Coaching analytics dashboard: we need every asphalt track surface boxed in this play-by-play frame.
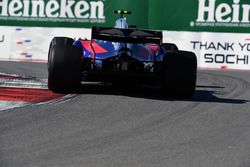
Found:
[0,61,250,167]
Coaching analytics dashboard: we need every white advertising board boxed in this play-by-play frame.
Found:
[1,26,250,70]
[0,26,91,62]
[0,27,11,60]
[164,31,250,70]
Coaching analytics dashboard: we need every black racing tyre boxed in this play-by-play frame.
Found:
[48,43,82,93]
[162,50,197,98]
[161,43,178,52]
[48,37,75,66]
[49,37,74,48]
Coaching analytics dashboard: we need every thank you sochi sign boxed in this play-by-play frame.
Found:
[164,31,250,70]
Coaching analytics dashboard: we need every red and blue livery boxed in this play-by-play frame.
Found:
[48,10,197,98]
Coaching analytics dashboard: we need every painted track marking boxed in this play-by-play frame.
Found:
[0,73,67,111]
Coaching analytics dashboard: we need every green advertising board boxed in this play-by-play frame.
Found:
[148,0,250,33]
[0,0,148,28]
[0,0,250,33]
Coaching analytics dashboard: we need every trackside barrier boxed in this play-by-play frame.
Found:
[0,26,249,70]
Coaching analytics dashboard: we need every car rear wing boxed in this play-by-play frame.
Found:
[91,27,162,45]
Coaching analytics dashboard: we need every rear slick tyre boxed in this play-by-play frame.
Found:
[48,44,82,93]
[162,51,197,98]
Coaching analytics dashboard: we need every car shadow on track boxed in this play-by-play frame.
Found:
[78,83,248,104]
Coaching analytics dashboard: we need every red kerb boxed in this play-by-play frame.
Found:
[0,88,64,102]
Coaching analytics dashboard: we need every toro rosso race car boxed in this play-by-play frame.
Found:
[48,10,197,97]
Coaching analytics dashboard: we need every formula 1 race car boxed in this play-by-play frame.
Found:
[48,10,197,98]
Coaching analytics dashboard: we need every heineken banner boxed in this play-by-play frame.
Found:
[149,0,250,33]
[0,0,148,28]
[1,0,250,33]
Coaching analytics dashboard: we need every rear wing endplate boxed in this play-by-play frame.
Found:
[91,27,162,44]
